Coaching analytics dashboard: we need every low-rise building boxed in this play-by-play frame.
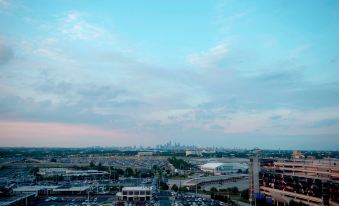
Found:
[118,186,151,202]
[37,168,107,178]
[200,162,248,175]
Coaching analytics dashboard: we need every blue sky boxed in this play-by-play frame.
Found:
[0,0,338,149]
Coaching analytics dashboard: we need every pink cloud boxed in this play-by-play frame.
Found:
[0,121,134,147]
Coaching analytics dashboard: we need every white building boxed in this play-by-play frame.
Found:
[200,162,248,175]
[119,186,151,202]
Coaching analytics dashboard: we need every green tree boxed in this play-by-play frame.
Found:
[167,157,191,170]
[30,167,39,175]
[210,187,218,193]
[160,182,169,190]
[230,186,239,194]
[171,184,179,192]
[241,189,249,200]
[179,187,189,192]
[124,167,134,177]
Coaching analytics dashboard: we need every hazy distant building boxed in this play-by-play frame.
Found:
[185,150,202,156]
[137,151,153,156]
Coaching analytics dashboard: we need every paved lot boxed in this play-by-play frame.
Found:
[30,195,115,206]
[159,191,171,206]
[202,179,249,191]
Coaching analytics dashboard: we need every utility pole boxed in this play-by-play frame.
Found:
[87,190,89,203]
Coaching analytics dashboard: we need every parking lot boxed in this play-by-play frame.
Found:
[30,195,116,206]
[173,193,224,206]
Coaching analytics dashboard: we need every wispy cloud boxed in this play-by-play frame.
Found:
[59,11,111,41]
[187,43,229,68]
[0,1,338,148]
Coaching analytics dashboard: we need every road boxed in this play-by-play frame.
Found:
[159,191,171,206]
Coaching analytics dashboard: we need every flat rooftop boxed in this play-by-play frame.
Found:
[122,186,151,191]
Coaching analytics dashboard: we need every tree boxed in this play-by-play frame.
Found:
[30,167,39,175]
[210,187,218,193]
[124,167,134,177]
[171,184,179,192]
[167,157,191,170]
[90,161,95,168]
[230,186,239,194]
[241,189,249,200]
[97,162,105,170]
[160,182,169,190]
[179,186,189,192]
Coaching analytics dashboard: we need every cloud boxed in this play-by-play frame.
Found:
[0,38,13,65]
[0,2,338,148]
[0,0,10,9]
[0,121,134,147]
[187,43,229,68]
[309,118,339,128]
[35,80,73,95]
[59,11,109,41]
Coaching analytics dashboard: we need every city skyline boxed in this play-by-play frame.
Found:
[0,0,339,149]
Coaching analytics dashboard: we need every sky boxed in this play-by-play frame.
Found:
[0,0,338,149]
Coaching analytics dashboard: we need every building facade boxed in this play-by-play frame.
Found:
[249,157,339,206]
[119,187,151,202]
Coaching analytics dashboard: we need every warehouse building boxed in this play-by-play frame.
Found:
[200,162,248,175]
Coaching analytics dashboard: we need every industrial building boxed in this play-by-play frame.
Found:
[13,185,91,195]
[118,186,151,202]
[249,156,339,206]
[200,162,248,175]
[37,168,108,179]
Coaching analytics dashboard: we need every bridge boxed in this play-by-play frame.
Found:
[182,174,248,187]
